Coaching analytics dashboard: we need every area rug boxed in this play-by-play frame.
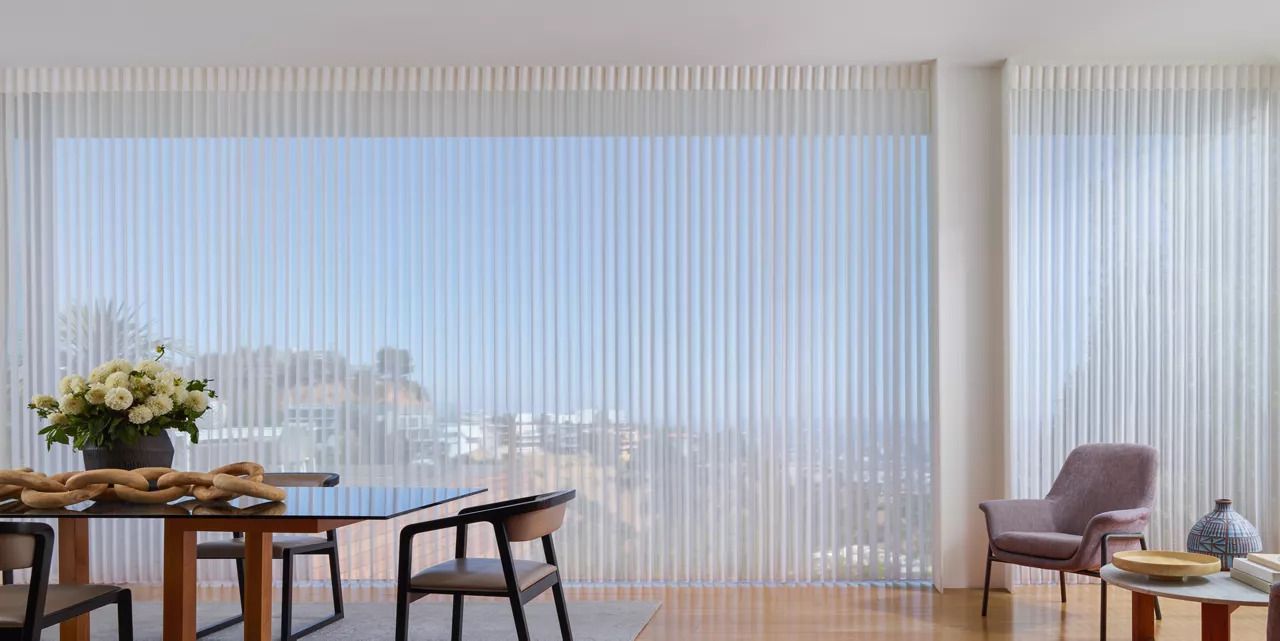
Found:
[57,600,660,641]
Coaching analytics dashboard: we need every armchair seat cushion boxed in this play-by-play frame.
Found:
[0,584,121,627]
[993,531,1082,560]
[197,535,332,559]
[410,558,557,593]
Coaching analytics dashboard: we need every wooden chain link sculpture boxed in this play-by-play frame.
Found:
[0,461,285,508]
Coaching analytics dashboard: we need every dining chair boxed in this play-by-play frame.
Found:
[195,472,343,641]
[396,489,576,641]
[979,443,1160,641]
[0,521,133,641]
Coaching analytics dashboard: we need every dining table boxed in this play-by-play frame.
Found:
[0,485,486,641]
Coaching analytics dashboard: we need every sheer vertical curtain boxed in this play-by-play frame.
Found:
[1,65,934,585]
[1006,64,1280,581]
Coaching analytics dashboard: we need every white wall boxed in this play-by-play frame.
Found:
[933,62,1007,590]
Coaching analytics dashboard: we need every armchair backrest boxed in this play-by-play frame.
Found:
[1046,443,1158,534]
[262,472,340,487]
[0,522,54,637]
[460,490,576,542]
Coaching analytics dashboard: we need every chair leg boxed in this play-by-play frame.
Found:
[450,595,464,641]
[1059,571,1067,603]
[981,553,993,617]
[507,593,531,641]
[552,581,574,641]
[1099,579,1107,641]
[329,547,345,620]
[236,558,245,607]
[394,589,411,641]
[281,552,294,641]
[118,589,134,641]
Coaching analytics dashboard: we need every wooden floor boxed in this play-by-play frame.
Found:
[127,583,1270,640]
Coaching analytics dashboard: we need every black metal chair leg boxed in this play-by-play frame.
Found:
[451,594,464,641]
[552,581,574,641]
[118,589,134,641]
[508,593,531,641]
[281,553,294,641]
[329,547,344,620]
[394,589,410,641]
[1059,571,1067,603]
[1099,579,1107,641]
[981,553,993,616]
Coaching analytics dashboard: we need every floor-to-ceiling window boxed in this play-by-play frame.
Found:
[1007,64,1280,580]
[1,65,934,584]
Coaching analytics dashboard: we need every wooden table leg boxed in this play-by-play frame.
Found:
[1132,592,1156,641]
[242,530,273,641]
[163,520,197,641]
[1201,603,1238,641]
[58,518,91,641]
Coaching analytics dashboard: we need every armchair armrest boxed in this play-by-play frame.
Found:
[1077,507,1152,566]
[397,502,540,585]
[978,498,1057,540]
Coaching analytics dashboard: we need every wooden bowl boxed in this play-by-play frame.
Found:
[1112,550,1221,581]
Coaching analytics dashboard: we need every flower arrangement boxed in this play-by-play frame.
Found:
[28,345,216,450]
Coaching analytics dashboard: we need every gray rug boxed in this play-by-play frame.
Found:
[55,600,660,641]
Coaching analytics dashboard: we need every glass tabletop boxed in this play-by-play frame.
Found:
[0,486,486,520]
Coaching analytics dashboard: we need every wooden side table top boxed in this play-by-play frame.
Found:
[1102,564,1270,607]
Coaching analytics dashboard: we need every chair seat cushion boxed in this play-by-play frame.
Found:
[993,531,1082,560]
[197,535,332,559]
[410,558,557,593]
[0,584,121,627]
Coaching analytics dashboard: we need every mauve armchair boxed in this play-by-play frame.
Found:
[979,443,1159,640]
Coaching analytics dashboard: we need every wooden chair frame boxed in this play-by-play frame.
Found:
[0,522,133,641]
[396,490,576,641]
[196,472,344,641]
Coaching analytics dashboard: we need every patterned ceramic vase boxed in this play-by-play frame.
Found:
[1186,499,1262,570]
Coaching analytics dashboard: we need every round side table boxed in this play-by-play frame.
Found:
[1101,564,1269,641]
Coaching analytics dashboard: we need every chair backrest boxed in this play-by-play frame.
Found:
[261,472,340,488]
[0,534,36,571]
[1046,443,1159,534]
[460,490,576,542]
[0,522,54,635]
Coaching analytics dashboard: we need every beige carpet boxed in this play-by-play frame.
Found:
[56,600,660,641]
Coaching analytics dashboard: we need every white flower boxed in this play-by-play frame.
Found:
[48,412,67,426]
[108,358,134,374]
[85,383,109,405]
[184,390,209,414]
[58,375,86,395]
[135,360,164,376]
[88,365,110,384]
[153,381,176,397]
[105,371,130,388]
[59,393,87,416]
[127,405,154,425]
[146,394,174,416]
[156,371,179,386]
[104,387,134,411]
[31,394,58,410]
[171,387,189,406]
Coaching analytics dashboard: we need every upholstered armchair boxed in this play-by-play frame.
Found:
[979,443,1159,640]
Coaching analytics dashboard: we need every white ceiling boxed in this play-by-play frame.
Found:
[1,0,1278,67]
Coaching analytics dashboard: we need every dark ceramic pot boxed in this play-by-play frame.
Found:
[81,432,175,470]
